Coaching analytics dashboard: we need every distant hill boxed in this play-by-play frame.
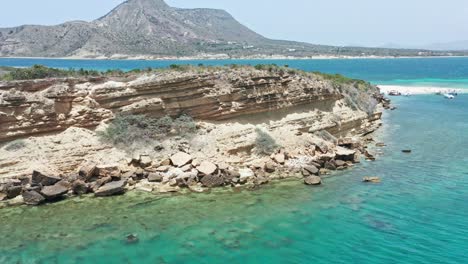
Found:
[0,0,466,58]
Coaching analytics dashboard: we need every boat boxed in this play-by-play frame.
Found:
[444,93,455,99]
[388,90,402,96]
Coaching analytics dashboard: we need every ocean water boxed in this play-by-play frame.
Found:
[1,57,468,88]
[1,58,468,263]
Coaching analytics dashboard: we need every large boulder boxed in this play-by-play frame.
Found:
[6,185,22,199]
[139,155,153,167]
[40,181,69,200]
[335,147,356,161]
[264,161,276,173]
[95,180,127,197]
[170,152,192,167]
[273,153,285,164]
[71,180,89,195]
[303,165,319,175]
[32,170,61,186]
[239,168,255,183]
[22,191,46,205]
[78,163,97,180]
[197,161,217,176]
[148,173,163,182]
[200,174,225,188]
[304,176,322,185]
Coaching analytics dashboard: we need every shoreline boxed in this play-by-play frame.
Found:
[378,85,468,95]
[1,55,468,62]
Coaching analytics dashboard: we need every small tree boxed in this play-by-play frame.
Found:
[254,128,280,155]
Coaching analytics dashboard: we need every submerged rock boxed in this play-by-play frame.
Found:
[126,234,139,244]
[363,177,381,183]
[304,176,322,185]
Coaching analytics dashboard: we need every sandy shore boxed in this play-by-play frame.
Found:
[378,85,468,95]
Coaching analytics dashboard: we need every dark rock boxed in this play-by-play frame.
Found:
[402,150,412,153]
[32,170,61,186]
[324,161,337,171]
[200,174,225,188]
[126,234,139,244]
[304,176,322,185]
[148,173,163,182]
[78,163,97,181]
[95,180,127,197]
[71,180,89,195]
[303,165,319,175]
[6,185,23,199]
[23,191,45,205]
[40,182,69,200]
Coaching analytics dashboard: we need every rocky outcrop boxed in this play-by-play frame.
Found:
[0,66,389,207]
[0,67,380,143]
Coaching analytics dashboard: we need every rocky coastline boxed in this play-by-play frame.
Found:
[0,65,389,207]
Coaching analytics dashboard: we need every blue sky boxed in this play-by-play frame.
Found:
[0,0,467,47]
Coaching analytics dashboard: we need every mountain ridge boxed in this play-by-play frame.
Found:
[0,0,465,58]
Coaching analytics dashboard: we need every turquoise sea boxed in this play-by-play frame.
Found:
[1,58,468,263]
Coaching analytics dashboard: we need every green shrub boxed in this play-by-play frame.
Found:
[4,140,26,151]
[254,128,280,155]
[99,114,197,147]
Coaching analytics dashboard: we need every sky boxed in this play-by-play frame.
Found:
[0,0,467,48]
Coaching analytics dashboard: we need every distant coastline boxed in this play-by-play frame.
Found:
[1,54,467,61]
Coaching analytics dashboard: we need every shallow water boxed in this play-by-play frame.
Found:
[1,95,468,263]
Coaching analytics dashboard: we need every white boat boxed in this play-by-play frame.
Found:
[443,93,455,99]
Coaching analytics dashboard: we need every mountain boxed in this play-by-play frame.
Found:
[0,0,465,58]
[380,41,468,51]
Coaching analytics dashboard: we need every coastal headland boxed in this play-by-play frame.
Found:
[0,65,388,207]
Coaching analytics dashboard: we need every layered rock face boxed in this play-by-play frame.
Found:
[0,67,385,205]
[0,67,379,143]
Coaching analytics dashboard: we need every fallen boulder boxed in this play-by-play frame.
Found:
[303,165,319,175]
[148,173,163,182]
[22,191,46,205]
[95,180,127,197]
[40,182,69,200]
[197,161,218,176]
[78,163,97,180]
[71,180,89,195]
[273,153,285,164]
[170,152,192,167]
[32,170,61,186]
[201,174,225,188]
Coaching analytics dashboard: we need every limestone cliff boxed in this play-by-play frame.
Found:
[0,66,383,182]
